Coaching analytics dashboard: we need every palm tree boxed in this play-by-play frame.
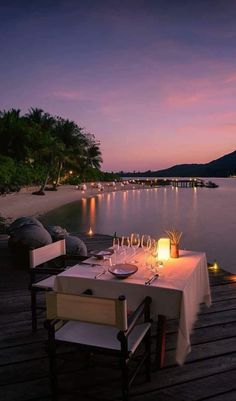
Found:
[76,135,103,181]
[26,107,55,130]
[0,107,103,189]
[86,140,103,169]
[0,109,32,161]
[26,108,58,194]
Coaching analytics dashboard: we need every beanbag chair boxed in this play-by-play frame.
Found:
[9,224,52,249]
[65,235,87,256]
[46,225,69,241]
[7,216,44,235]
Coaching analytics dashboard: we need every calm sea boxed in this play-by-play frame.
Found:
[40,178,236,274]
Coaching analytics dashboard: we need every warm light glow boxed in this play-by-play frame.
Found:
[69,170,73,175]
[89,197,96,228]
[88,227,93,236]
[211,260,219,271]
[157,238,170,261]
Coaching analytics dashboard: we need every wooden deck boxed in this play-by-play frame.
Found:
[1,234,236,401]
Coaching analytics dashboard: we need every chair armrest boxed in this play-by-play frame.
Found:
[122,296,152,338]
[64,254,88,262]
[44,319,66,333]
[32,266,65,275]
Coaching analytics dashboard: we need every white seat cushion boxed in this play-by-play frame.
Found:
[55,321,151,354]
[32,275,56,289]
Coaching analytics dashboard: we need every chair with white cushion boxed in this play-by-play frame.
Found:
[30,239,86,332]
[45,292,152,401]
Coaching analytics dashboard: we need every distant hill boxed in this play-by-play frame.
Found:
[121,150,236,177]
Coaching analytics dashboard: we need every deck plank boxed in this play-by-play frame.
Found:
[1,234,236,401]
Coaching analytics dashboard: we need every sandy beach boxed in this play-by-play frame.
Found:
[0,182,142,225]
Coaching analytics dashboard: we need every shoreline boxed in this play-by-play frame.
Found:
[1,182,236,275]
[0,182,143,226]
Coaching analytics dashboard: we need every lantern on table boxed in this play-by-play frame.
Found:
[157,238,170,261]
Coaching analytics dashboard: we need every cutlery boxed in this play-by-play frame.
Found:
[94,269,106,279]
[145,273,159,285]
[82,263,101,267]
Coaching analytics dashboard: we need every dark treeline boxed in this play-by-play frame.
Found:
[0,108,117,193]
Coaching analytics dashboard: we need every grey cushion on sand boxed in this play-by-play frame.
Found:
[8,217,43,235]
[9,224,52,249]
[46,225,69,241]
[65,235,87,256]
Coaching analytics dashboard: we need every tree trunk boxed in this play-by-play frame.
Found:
[32,170,50,195]
[53,161,63,188]
[40,170,50,192]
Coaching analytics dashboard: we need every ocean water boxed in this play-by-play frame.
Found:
[40,178,236,274]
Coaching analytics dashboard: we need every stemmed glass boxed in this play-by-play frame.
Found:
[121,236,130,247]
[150,238,158,257]
[141,234,151,267]
[113,237,120,265]
[121,236,131,263]
[130,233,140,259]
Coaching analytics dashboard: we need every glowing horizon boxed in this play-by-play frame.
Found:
[0,1,235,171]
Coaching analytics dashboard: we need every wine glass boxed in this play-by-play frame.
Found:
[113,237,120,264]
[121,236,130,263]
[141,234,151,267]
[155,260,164,276]
[130,233,140,258]
[150,238,158,257]
[121,235,130,248]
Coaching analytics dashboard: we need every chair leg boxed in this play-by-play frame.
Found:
[121,357,129,401]
[48,330,58,401]
[155,315,166,369]
[145,329,151,382]
[31,289,37,333]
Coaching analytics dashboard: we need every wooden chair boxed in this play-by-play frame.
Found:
[45,292,152,401]
[29,239,87,332]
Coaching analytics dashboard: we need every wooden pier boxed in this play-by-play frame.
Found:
[1,234,236,401]
[170,179,204,188]
[128,178,218,188]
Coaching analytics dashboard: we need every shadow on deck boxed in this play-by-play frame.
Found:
[1,234,236,401]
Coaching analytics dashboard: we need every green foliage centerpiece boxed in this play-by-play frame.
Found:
[165,228,182,258]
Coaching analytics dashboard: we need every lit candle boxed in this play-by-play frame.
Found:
[88,227,93,236]
[157,238,170,261]
[212,260,219,270]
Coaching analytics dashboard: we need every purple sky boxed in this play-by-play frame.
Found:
[1,0,236,171]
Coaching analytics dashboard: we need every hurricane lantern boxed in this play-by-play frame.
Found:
[157,238,170,261]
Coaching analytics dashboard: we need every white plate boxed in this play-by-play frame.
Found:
[108,264,138,279]
[90,249,114,259]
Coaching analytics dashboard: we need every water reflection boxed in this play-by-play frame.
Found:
[40,178,236,273]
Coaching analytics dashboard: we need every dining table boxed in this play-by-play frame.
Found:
[53,248,211,367]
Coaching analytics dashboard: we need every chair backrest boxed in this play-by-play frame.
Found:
[29,239,66,268]
[46,292,128,331]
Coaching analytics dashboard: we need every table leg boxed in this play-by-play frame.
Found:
[154,314,166,369]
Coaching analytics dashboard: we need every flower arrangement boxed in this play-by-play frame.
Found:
[165,228,182,245]
[165,228,182,258]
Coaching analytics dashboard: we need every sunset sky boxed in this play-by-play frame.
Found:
[0,0,236,171]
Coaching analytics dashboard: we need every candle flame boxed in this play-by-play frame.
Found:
[88,227,93,236]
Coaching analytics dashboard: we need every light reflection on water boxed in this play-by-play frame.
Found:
[40,178,236,273]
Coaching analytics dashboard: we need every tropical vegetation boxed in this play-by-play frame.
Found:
[0,108,116,194]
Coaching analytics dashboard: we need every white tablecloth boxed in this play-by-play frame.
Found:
[54,249,211,365]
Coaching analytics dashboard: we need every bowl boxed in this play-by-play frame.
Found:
[108,264,138,279]
[90,249,114,260]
